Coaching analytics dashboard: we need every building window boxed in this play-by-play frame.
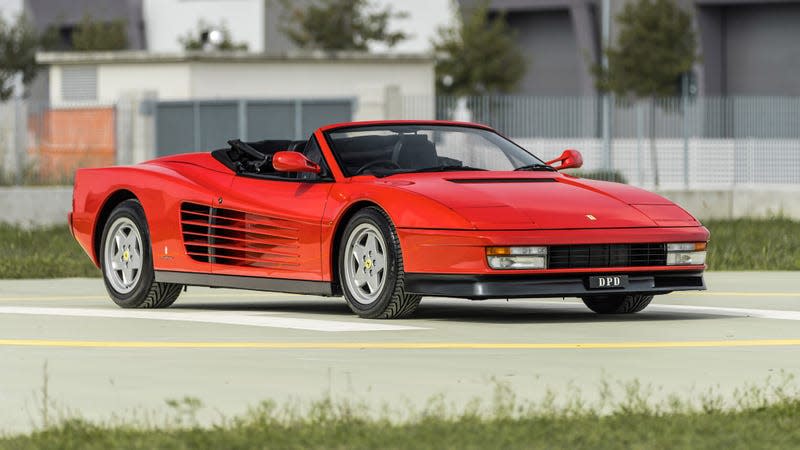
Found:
[61,65,98,102]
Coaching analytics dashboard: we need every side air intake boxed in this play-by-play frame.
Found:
[180,202,300,268]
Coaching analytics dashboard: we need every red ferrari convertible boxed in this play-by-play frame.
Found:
[70,120,708,318]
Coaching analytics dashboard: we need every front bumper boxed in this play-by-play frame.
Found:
[404,271,705,300]
[397,226,710,275]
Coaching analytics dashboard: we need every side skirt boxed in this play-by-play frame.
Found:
[154,271,334,296]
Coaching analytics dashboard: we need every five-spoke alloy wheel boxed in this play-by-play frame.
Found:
[343,223,388,305]
[338,207,421,319]
[100,199,183,308]
[103,217,144,294]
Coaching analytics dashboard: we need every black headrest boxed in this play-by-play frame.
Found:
[397,135,438,169]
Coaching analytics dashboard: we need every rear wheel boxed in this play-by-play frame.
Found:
[100,199,182,308]
[582,294,654,314]
[338,207,421,319]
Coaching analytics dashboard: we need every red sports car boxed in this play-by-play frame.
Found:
[70,120,709,318]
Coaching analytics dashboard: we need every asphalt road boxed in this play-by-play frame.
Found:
[2,272,800,433]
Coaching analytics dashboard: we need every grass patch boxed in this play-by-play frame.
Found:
[705,217,800,270]
[0,218,797,278]
[3,378,800,449]
[0,224,99,279]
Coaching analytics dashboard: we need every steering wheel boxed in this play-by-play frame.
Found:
[227,139,266,160]
[354,159,402,175]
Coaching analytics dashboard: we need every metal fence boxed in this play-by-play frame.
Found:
[0,98,353,185]
[1,96,799,188]
[154,99,353,157]
[403,95,800,189]
[0,101,133,185]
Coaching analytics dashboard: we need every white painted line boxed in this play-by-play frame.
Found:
[649,304,800,321]
[0,306,426,332]
[523,301,800,321]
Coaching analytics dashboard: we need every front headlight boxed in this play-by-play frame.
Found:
[666,242,707,265]
[486,246,547,269]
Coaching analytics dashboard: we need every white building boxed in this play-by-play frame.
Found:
[40,50,434,115]
[37,50,435,162]
[143,0,454,54]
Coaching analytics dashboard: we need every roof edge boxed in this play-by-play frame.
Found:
[36,50,435,65]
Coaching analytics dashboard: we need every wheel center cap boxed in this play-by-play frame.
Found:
[123,250,130,262]
[364,258,373,270]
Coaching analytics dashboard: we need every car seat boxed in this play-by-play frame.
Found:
[395,135,438,169]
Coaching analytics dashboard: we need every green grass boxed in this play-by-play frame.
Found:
[0,218,797,279]
[0,224,99,279]
[3,380,800,450]
[705,217,800,270]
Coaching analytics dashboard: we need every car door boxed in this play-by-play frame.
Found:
[211,137,333,281]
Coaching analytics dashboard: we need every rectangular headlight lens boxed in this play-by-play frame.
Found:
[667,242,707,252]
[487,246,547,269]
[666,242,707,265]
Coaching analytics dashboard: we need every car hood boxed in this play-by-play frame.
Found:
[382,172,697,230]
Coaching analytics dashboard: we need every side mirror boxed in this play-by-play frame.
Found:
[272,151,321,174]
[546,148,583,171]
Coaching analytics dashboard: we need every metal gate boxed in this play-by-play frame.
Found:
[155,99,353,156]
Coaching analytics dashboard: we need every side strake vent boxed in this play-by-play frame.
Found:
[180,202,300,268]
[447,178,556,184]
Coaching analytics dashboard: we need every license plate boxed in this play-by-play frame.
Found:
[588,275,629,289]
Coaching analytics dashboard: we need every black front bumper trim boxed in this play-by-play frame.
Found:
[403,271,705,300]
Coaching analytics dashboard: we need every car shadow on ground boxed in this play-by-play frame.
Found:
[172,297,726,324]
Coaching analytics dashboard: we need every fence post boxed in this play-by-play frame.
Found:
[14,97,27,185]
[238,100,248,141]
[602,94,612,171]
[682,74,690,189]
[294,100,303,140]
[636,100,644,186]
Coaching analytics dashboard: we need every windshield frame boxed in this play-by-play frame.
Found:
[321,123,546,178]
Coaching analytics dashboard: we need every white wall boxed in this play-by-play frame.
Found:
[143,0,264,52]
[0,0,22,21]
[99,64,191,102]
[141,0,453,54]
[370,0,456,53]
[48,56,435,120]
[188,60,434,120]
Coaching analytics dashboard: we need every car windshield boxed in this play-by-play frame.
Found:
[325,124,547,177]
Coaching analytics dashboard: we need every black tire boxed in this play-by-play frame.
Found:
[337,207,421,319]
[99,199,183,308]
[582,294,654,314]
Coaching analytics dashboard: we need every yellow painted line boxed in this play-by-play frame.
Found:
[2,339,800,350]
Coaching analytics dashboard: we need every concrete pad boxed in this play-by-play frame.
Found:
[1,272,799,433]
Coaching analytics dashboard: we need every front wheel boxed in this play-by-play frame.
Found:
[100,199,183,308]
[338,207,421,319]
[582,294,654,314]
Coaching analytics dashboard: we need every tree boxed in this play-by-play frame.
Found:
[281,0,407,51]
[432,0,525,96]
[593,0,697,186]
[179,21,248,51]
[72,14,128,51]
[0,13,39,100]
